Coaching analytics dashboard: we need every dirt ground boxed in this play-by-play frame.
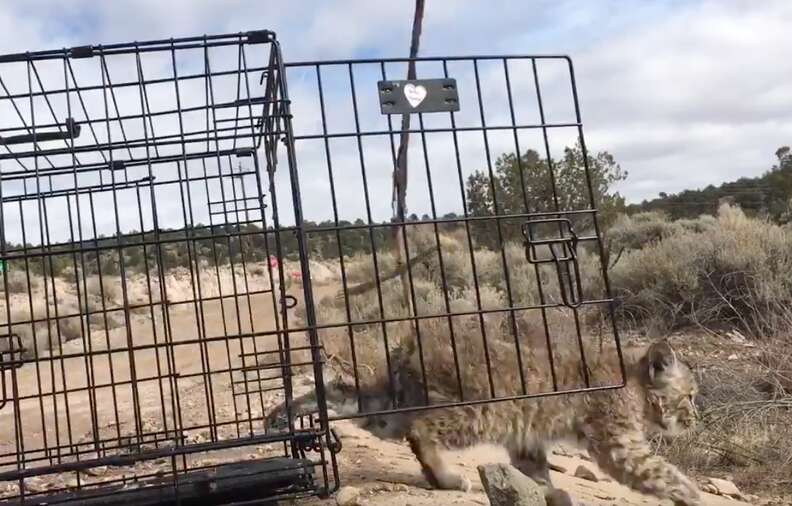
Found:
[278,366,766,506]
[294,417,760,506]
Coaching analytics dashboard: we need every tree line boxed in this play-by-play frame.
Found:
[3,140,632,279]
[630,146,792,222]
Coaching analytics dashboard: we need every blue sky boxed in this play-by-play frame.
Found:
[1,0,791,226]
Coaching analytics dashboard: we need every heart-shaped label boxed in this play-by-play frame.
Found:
[403,83,427,108]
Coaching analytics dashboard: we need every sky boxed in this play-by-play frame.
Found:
[1,0,791,241]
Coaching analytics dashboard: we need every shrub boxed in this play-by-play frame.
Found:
[1,300,89,358]
[661,338,792,495]
[58,312,83,342]
[606,211,679,254]
[610,205,792,336]
[3,271,40,294]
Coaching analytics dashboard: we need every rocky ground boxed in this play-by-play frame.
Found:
[295,416,776,506]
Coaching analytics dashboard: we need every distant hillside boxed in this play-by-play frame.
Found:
[628,146,792,222]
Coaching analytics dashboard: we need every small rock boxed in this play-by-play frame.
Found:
[0,482,19,496]
[336,485,362,506]
[552,447,574,458]
[370,482,394,492]
[573,465,598,482]
[546,489,575,506]
[85,465,109,476]
[702,477,743,499]
[477,463,547,506]
[24,478,44,493]
[548,462,567,473]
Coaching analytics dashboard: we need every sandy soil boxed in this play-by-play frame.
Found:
[299,418,755,506]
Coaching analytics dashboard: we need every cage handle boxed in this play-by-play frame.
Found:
[281,295,298,309]
[0,333,24,411]
[0,117,81,146]
[522,218,584,309]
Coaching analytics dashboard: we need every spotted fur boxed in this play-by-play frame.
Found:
[267,339,701,505]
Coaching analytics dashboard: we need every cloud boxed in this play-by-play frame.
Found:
[571,0,792,200]
[1,0,790,248]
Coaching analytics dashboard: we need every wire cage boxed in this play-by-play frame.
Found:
[0,31,336,504]
[0,29,625,505]
[281,55,625,423]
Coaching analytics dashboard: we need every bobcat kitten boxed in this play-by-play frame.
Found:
[267,339,701,506]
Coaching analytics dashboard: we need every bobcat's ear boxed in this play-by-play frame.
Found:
[646,339,678,384]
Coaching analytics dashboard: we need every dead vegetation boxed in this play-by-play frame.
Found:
[609,204,792,336]
[654,337,792,496]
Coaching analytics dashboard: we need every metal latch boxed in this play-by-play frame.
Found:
[522,218,583,308]
[0,117,81,145]
[0,333,24,410]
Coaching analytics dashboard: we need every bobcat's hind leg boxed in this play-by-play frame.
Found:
[508,443,552,485]
[407,416,472,492]
[509,443,575,506]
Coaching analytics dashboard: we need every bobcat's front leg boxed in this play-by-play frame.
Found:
[586,431,700,506]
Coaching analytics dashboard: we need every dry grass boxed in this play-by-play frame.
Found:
[2,271,40,294]
[305,223,610,399]
[659,338,792,495]
[611,205,792,336]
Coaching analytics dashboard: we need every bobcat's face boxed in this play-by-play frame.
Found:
[643,340,700,437]
[647,374,699,437]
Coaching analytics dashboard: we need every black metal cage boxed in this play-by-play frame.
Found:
[0,31,336,504]
[0,29,623,504]
[281,55,625,421]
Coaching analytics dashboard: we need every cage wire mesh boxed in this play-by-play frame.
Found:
[280,55,625,424]
[0,31,336,504]
[0,29,624,505]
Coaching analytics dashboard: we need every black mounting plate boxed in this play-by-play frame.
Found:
[377,78,459,114]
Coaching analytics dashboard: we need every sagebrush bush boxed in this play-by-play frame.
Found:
[3,301,82,358]
[309,219,611,386]
[86,276,120,305]
[606,211,679,253]
[611,205,792,336]
[58,313,83,342]
[3,271,39,294]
